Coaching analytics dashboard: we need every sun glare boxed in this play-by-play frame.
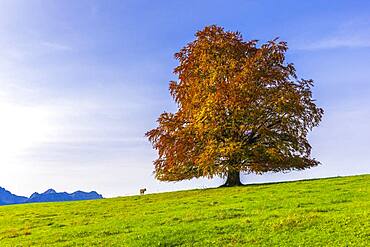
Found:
[0,102,53,160]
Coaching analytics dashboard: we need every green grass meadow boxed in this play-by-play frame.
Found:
[0,174,369,246]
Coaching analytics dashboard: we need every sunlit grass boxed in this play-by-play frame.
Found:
[0,174,369,246]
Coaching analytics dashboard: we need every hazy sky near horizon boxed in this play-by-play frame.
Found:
[1,0,369,197]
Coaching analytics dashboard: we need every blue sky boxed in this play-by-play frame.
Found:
[1,0,369,197]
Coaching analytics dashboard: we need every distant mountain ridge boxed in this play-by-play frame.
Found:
[0,187,28,205]
[0,187,103,205]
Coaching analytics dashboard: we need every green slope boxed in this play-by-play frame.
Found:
[0,175,369,246]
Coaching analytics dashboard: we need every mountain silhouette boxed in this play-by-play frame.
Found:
[0,187,28,205]
[0,187,103,205]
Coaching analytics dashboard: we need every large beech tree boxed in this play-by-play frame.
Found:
[146,25,323,186]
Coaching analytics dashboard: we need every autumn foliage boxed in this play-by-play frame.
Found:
[146,25,323,186]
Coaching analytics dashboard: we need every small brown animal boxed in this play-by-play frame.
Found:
[140,188,146,195]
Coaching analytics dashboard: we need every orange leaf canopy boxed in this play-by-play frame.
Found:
[146,25,323,182]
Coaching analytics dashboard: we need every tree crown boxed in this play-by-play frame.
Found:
[146,25,323,182]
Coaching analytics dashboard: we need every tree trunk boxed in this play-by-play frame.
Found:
[222,170,242,187]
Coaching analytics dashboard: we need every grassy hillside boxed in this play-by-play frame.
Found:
[0,175,369,246]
